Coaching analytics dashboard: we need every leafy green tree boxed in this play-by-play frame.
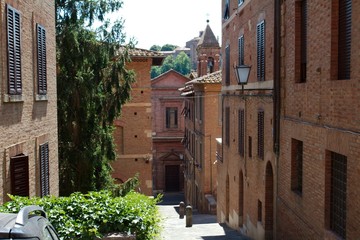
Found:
[174,51,191,75]
[160,55,175,73]
[150,45,161,51]
[161,44,178,51]
[56,0,135,195]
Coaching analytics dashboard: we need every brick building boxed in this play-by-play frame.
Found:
[151,70,189,194]
[180,22,221,213]
[181,71,222,213]
[218,0,277,239]
[112,48,164,196]
[277,0,360,239]
[0,1,58,202]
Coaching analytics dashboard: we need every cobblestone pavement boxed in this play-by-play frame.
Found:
[157,192,251,240]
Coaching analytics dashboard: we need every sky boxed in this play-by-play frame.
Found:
[111,0,222,50]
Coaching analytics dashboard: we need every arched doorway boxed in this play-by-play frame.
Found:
[226,174,230,222]
[239,170,244,227]
[265,162,274,239]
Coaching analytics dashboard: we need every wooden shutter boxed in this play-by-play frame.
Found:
[224,0,230,20]
[238,35,244,65]
[225,45,230,85]
[166,108,170,128]
[37,24,47,95]
[225,107,230,146]
[40,143,50,196]
[10,154,29,196]
[7,5,21,95]
[174,108,178,127]
[300,0,307,82]
[257,21,265,81]
[257,110,264,160]
[338,0,352,80]
[238,109,245,156]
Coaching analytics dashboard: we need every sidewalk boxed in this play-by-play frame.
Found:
[157,192,250,240]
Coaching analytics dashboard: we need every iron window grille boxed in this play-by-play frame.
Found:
[330,151,347,239]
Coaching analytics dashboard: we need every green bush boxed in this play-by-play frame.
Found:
[0,191,162,240]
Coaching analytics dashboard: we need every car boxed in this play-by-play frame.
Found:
[0,205,59,240]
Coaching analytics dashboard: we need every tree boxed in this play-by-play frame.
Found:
[150,45,161,51]
[150,51,191,78]
[161,44,178,51]
[174,52,191,75]
[56,0,135,195]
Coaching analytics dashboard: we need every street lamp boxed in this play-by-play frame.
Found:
[234,65,251,93]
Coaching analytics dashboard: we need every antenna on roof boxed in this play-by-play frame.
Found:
[206,13,210,24]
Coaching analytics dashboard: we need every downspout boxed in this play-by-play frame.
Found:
[274,0,281,239]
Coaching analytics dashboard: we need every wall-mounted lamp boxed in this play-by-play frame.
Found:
[234,64,251,93]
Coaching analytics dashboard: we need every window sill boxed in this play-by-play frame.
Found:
[3,94,24,103]
[35,94,48,101]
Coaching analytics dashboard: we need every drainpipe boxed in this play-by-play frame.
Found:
[274,0,281,239]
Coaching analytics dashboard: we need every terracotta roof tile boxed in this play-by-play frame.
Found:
[187,70,222,85]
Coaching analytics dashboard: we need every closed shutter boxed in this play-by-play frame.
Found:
[300,0,307,82]
[257,110,264,160]
[10,154,29,196]
[37,24,47,95]
[238,35,244,65]
[7,5,21,95]
[224,0,230,20]
[225,107,230,146]
[257,21,265,81]
[225,45,230,85]
[338,0,351,80]
[238,109,245,156]
[40,143,50,196]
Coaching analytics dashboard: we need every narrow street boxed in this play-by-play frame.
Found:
[158,193,251,240]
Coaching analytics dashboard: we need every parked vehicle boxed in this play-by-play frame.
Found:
[0,205,59,240]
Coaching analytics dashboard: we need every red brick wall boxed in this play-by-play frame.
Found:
[218,0,275,238]
[112,58,154,196]
[0,0,58,202]
[278,0,360,239]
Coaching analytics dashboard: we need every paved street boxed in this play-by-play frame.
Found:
[157,193,251,240]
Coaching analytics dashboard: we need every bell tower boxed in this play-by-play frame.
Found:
[196,20,221,77]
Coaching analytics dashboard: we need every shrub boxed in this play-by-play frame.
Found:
[0,191,162,240]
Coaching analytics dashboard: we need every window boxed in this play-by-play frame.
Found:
[7,4,22,95]
[238,109,245,156]
[326,151,347,239]
[225,45,230,85]
[238,35,244,66]
[248,136,252,158]
[40,143,50,197]
[225,107,230,146]
[337,0,352,80]
[291,139,303,194]
[258,200,262,222]
[166,107,178,128]
[295,0,307,83]
[256,21,265,81]
[198,142,203,168]
[224,0,230,20]
[238,0,244,6]
[37,24,47,95]
[257,110,264,160]
[10,154,29,196]
[207,57,214,73]
[197,95,203,122]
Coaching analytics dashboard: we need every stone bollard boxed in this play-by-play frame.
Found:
[185,205,192,227]
[179,201,185,219]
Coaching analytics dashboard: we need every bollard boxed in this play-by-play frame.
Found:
[179,201,185,219]
[185,205,192,227]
